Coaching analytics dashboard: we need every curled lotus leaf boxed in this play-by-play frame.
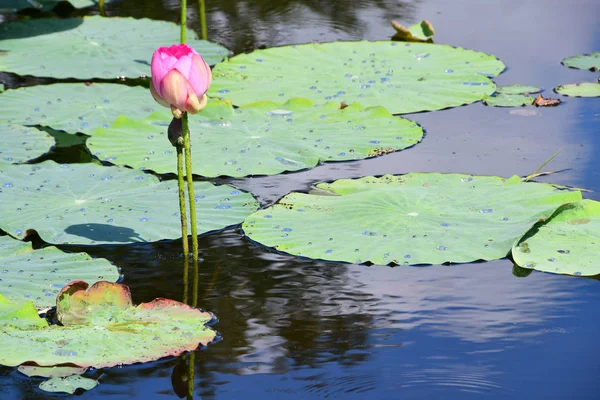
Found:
[0,281,216,368]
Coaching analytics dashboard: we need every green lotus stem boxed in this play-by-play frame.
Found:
[98,0,106,16]
[177,146,189,304]
[198,0,208,40]
[180,0,187,44]
[187,352,195,399]
[182,113,200,307]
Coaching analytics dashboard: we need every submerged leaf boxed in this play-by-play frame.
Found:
[242,173,581,265]
[210,41,505,114]
[512,200,600,276]
[0,281,216,368]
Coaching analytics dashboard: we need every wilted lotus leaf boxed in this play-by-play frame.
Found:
[555,82,600,98]
[0,17,228,79]
[0,84,158,135]
[210,41,505,114]
[0,281,216,368]
[87,99,424,178]
[0,236,119,310]
[512,200,600,276]
[0,124,54,166]
[243,173,581,265]
[561,52,600,71]
[391,20,435,42]
[0,161,259,245]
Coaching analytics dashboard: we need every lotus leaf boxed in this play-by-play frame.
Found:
[561,52,600,71]
[496,85,542,95]
[0,161,259,245]
[0,124,54,166]
[512,200,600,276]
[38,375,98,394]
[391,20,435,43]
[0,236,119,310]
[210,41,505,114]
[483,94,535,107]
[87,99,424,178]
[18,365,87,378]
[0,84,158,135]
[0,281,216,368]
[555,82,600,97]
[0,293,47,330]
[0,17,228,79]
[242,173,581,265]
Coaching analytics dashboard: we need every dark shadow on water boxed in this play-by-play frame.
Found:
[64,223,145,243]
[0,16,83,40]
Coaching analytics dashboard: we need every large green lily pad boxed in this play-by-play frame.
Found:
[555,82,600,97]
[0,281,216,368]
[0,17,228,79]
[0,161,259,245]
[512,200,600,276]
[87,99,424,178]
[0,84,158,135]
[210,41,505,114]
[242,174,581,265]
[561,52,600,71]
[0,124,55,166]
[0,235,119,310]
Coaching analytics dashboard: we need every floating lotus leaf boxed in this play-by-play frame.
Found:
[561,52,600,71]
[243,174,581,265]
[0,124,55,166]
[0,17,228,79]
[0,281,216,368]
[0,293,47,330]
[496,85,542,95]
[0,236,119,310]
[0,84,157,135]
[555,82,600,97]
[87,99,424,178]
[512,200,600,276]
[483,94,535,107]
[1,0,114,11]
[0,161,259,245]
[210,41,505,114]
[18,365,87,378]
[39,375,98,394]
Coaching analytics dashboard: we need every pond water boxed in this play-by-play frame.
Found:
[1,0,600,398]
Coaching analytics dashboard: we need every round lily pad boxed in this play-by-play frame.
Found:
[0,281,216,368]
[555,82,600,97]
[561,52,600,71]
[210,41,505,114]
[39,375,98,394]
[0,161,259,245]
[0,236,119,310]
[0,83,158,135]
[87,99,424,178]
[0,124,55,166]
[512,200,600,276]
[483,94,535,107]
[496,85,542,95]
[0,16,228,79]
[242,173,581,265]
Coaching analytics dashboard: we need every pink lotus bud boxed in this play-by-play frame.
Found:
[150,44,212,117]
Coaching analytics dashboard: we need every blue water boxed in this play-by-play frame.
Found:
[1,0,600,398]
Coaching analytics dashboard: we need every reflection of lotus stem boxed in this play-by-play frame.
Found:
[187,352,195,399]
[180,0,187,44]
[177,147,189,304]
[198,0,208,40]
[182,114,200,307]
[99,0,106,16]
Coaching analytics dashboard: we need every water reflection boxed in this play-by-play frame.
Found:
[73,229,595,398]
